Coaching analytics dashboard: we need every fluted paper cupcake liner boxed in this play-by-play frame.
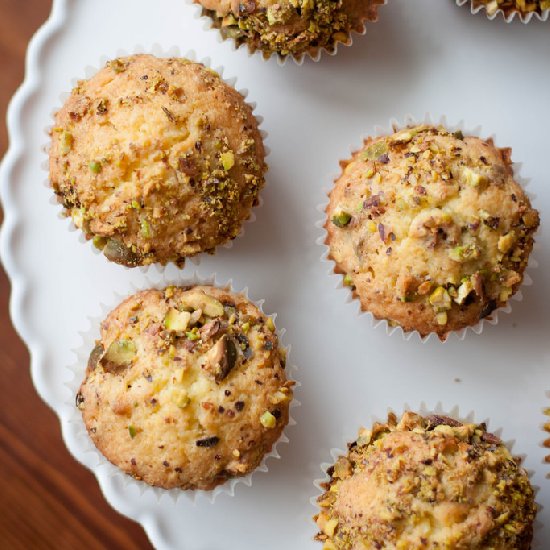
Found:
[316,113,539,343]
[188,0,387,66]
[42,44,269,271]
[456,0,550,23]
[543,397,550,475]
[62,271,299,504]
[311,402,542,545]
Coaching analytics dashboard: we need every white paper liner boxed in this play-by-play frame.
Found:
[63,271,299,504]
[316,113,540,343]
[543,397,550,476]
[187,0,388,66]
[456,0,550,22]
[311,402,542,545]
[42,44,269,272]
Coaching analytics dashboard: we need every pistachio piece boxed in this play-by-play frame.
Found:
[89,160,102,174]
[103,339,137,368]
[164,308,191,333]
[331,210,352,228]
[260,410,276,428]
[87,343,105,372]
[140,219,152,238]
[103,239,142,267]
[429,287,451,310]
[180,291,224,317]
[208,334,239,383]
[362,141,388,161]
[343,274,354,287]
[448,243,481,262]
[455,279,474,304]
[59,130,73,155]
[436,311,448,325]
[498,231,516,254]
[220,151,235,171]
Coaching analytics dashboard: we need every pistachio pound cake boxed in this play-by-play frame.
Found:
[471,0,550,19]
[325,125,539,339]
[196,0,385,61]
[76,286,293,490]
[314,412,537,550]
[50,54,266,267]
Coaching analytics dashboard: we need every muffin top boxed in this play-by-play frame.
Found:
[50,54,265,267]
[315,412,536,550]
[77,285,293,490]
[197,0,383,59]
[325,125,539,338]
[473,0,550,18]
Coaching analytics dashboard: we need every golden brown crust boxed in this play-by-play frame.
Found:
[325,125,539,340]
[50,55,266,267]
[314,412,536,550]
[77,286,293,490]
[197,0,384,60]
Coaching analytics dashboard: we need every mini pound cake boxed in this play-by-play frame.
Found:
[50,55,266,267]
[315,412,536,549]
[325,124,539,339]
[77,285,293,490]
[197,0,385,61]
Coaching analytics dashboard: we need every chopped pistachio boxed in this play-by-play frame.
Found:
[180,292,224,317]
[60,131,73,155]
[241,322,250,334]
[362,141,388,161]
[186,327,200,341]
[92,236,107,250]
[455,280,474,304]
[343,274,354,287]
[429,287,451,310]
[164,309,191,332]
[260,411,276,428]
[89,160,102,174]
[71,208,85,229]
[140,218,152,238]
[498,231,516,253]
[331,210,352,228]
[322,518,338,537]
[448,243,480,262]
[131,199,141,209]
[220,151,235,171]
[436,311,448,325]
[105,339,137,366]
[128,425,137,438]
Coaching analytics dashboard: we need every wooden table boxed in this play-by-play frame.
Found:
[0,2,153,547]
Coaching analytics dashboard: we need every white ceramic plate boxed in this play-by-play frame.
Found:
[1,0,549,548]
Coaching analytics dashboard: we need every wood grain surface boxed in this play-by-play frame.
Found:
[0,1,153,548]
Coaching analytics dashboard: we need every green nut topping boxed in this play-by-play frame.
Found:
[89,160,102,174]
[164,308,191,333]
[331,211,352,228]
[104,339,137,366]
[128,425,137,438]
[220,151,235,171]
[260,411,276,428]
[60,131,73,155]
[362,141,388,161]
[186,327,201,341]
